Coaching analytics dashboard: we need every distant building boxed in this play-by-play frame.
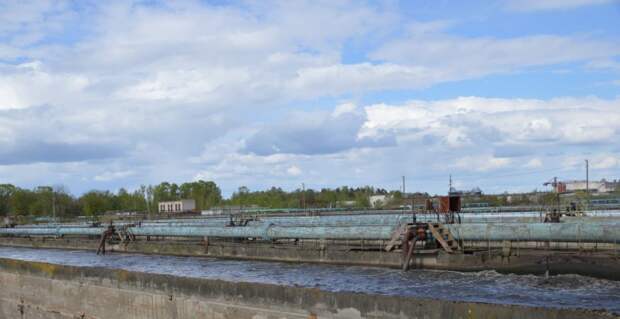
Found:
[369,195,391,208]
[559,179,619,193]
[158,199,196,213]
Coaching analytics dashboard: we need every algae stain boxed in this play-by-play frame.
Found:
[116,269,132,283]
[4,259,59,278]
[34,262,59,277]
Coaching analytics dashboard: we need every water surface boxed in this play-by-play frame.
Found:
[0,247,618,314]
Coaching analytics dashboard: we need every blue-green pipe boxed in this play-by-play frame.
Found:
[2,222,620,243]
[447,223,620,243]
[12,210,620,229]
[0,227,103,236]
[129,225,394,240]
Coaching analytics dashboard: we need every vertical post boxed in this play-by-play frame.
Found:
[52,192,56,224]
[554,176,559,211]
[585,159,589,211]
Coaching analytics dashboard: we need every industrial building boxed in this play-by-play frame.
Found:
[557,179,619,193]
[158,199,196,213]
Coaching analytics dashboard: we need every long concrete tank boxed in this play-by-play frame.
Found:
[11,210,620,229]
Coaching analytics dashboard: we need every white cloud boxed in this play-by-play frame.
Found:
[0,1,619,196]
[0,61,89,110]
[286,165,302,176]
[592,156,620,169]
[287,63,438,97]
[94,170,135,182]
[563,154,620,173]
[360,97,620,147]
[586,59,620,71]
[524,158,543,168]
[332,102,357,118]
[372,34,620,82]
[504,0,615,12]
[455,155,512,172]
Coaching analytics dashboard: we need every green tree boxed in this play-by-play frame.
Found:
[29,187,52,216]
[79,190,115,216]
[0,184,16,216]
[10,189,35,216]
[179,180,222,210]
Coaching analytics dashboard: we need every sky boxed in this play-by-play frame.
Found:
[0,0,619,197]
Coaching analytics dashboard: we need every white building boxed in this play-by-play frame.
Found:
[158,199,196,213]
[563,179,619,193]
[369,194,391,208]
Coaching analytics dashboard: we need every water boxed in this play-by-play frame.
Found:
[0,247,618,314]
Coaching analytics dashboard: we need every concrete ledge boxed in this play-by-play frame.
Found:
[0,257,617,319]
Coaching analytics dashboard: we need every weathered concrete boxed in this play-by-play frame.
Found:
[0,257,617,319]
[1,236,619,279]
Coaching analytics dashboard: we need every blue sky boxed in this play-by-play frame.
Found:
[0,0,619,197]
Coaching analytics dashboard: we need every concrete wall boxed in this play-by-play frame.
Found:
[0,257,616,319]
[1,237,619,280]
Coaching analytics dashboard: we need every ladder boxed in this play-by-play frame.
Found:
[427,223,460,253]
[384,224,408,252]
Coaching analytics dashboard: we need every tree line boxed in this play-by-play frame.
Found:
[0,180,222,218]
[5,180,599,218]
[0,182,397,218]
[227,186,395,209]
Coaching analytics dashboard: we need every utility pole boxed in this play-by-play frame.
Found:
[449,174,452,194]
[402,176,406,194]
[554,176,559,211]
[586,159,589,211]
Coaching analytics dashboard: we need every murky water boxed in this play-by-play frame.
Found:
[0,247,618,313]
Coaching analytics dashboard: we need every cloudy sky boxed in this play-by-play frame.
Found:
[1,0,619,196]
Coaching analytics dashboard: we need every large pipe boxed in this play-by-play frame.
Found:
[447,223,620,243]
[0,225,392,240]
[2,222,619,243]
[130,225,393,240]
[0,227,103,236]
[11,210,620,229]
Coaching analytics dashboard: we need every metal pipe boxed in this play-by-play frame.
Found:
[12,210,620,229]
[2,222,619,243]
[446,223,620,243]
[129,225,394,240]
[130,226,264,238]
[0,227,103,236]
[0,224,393,240]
